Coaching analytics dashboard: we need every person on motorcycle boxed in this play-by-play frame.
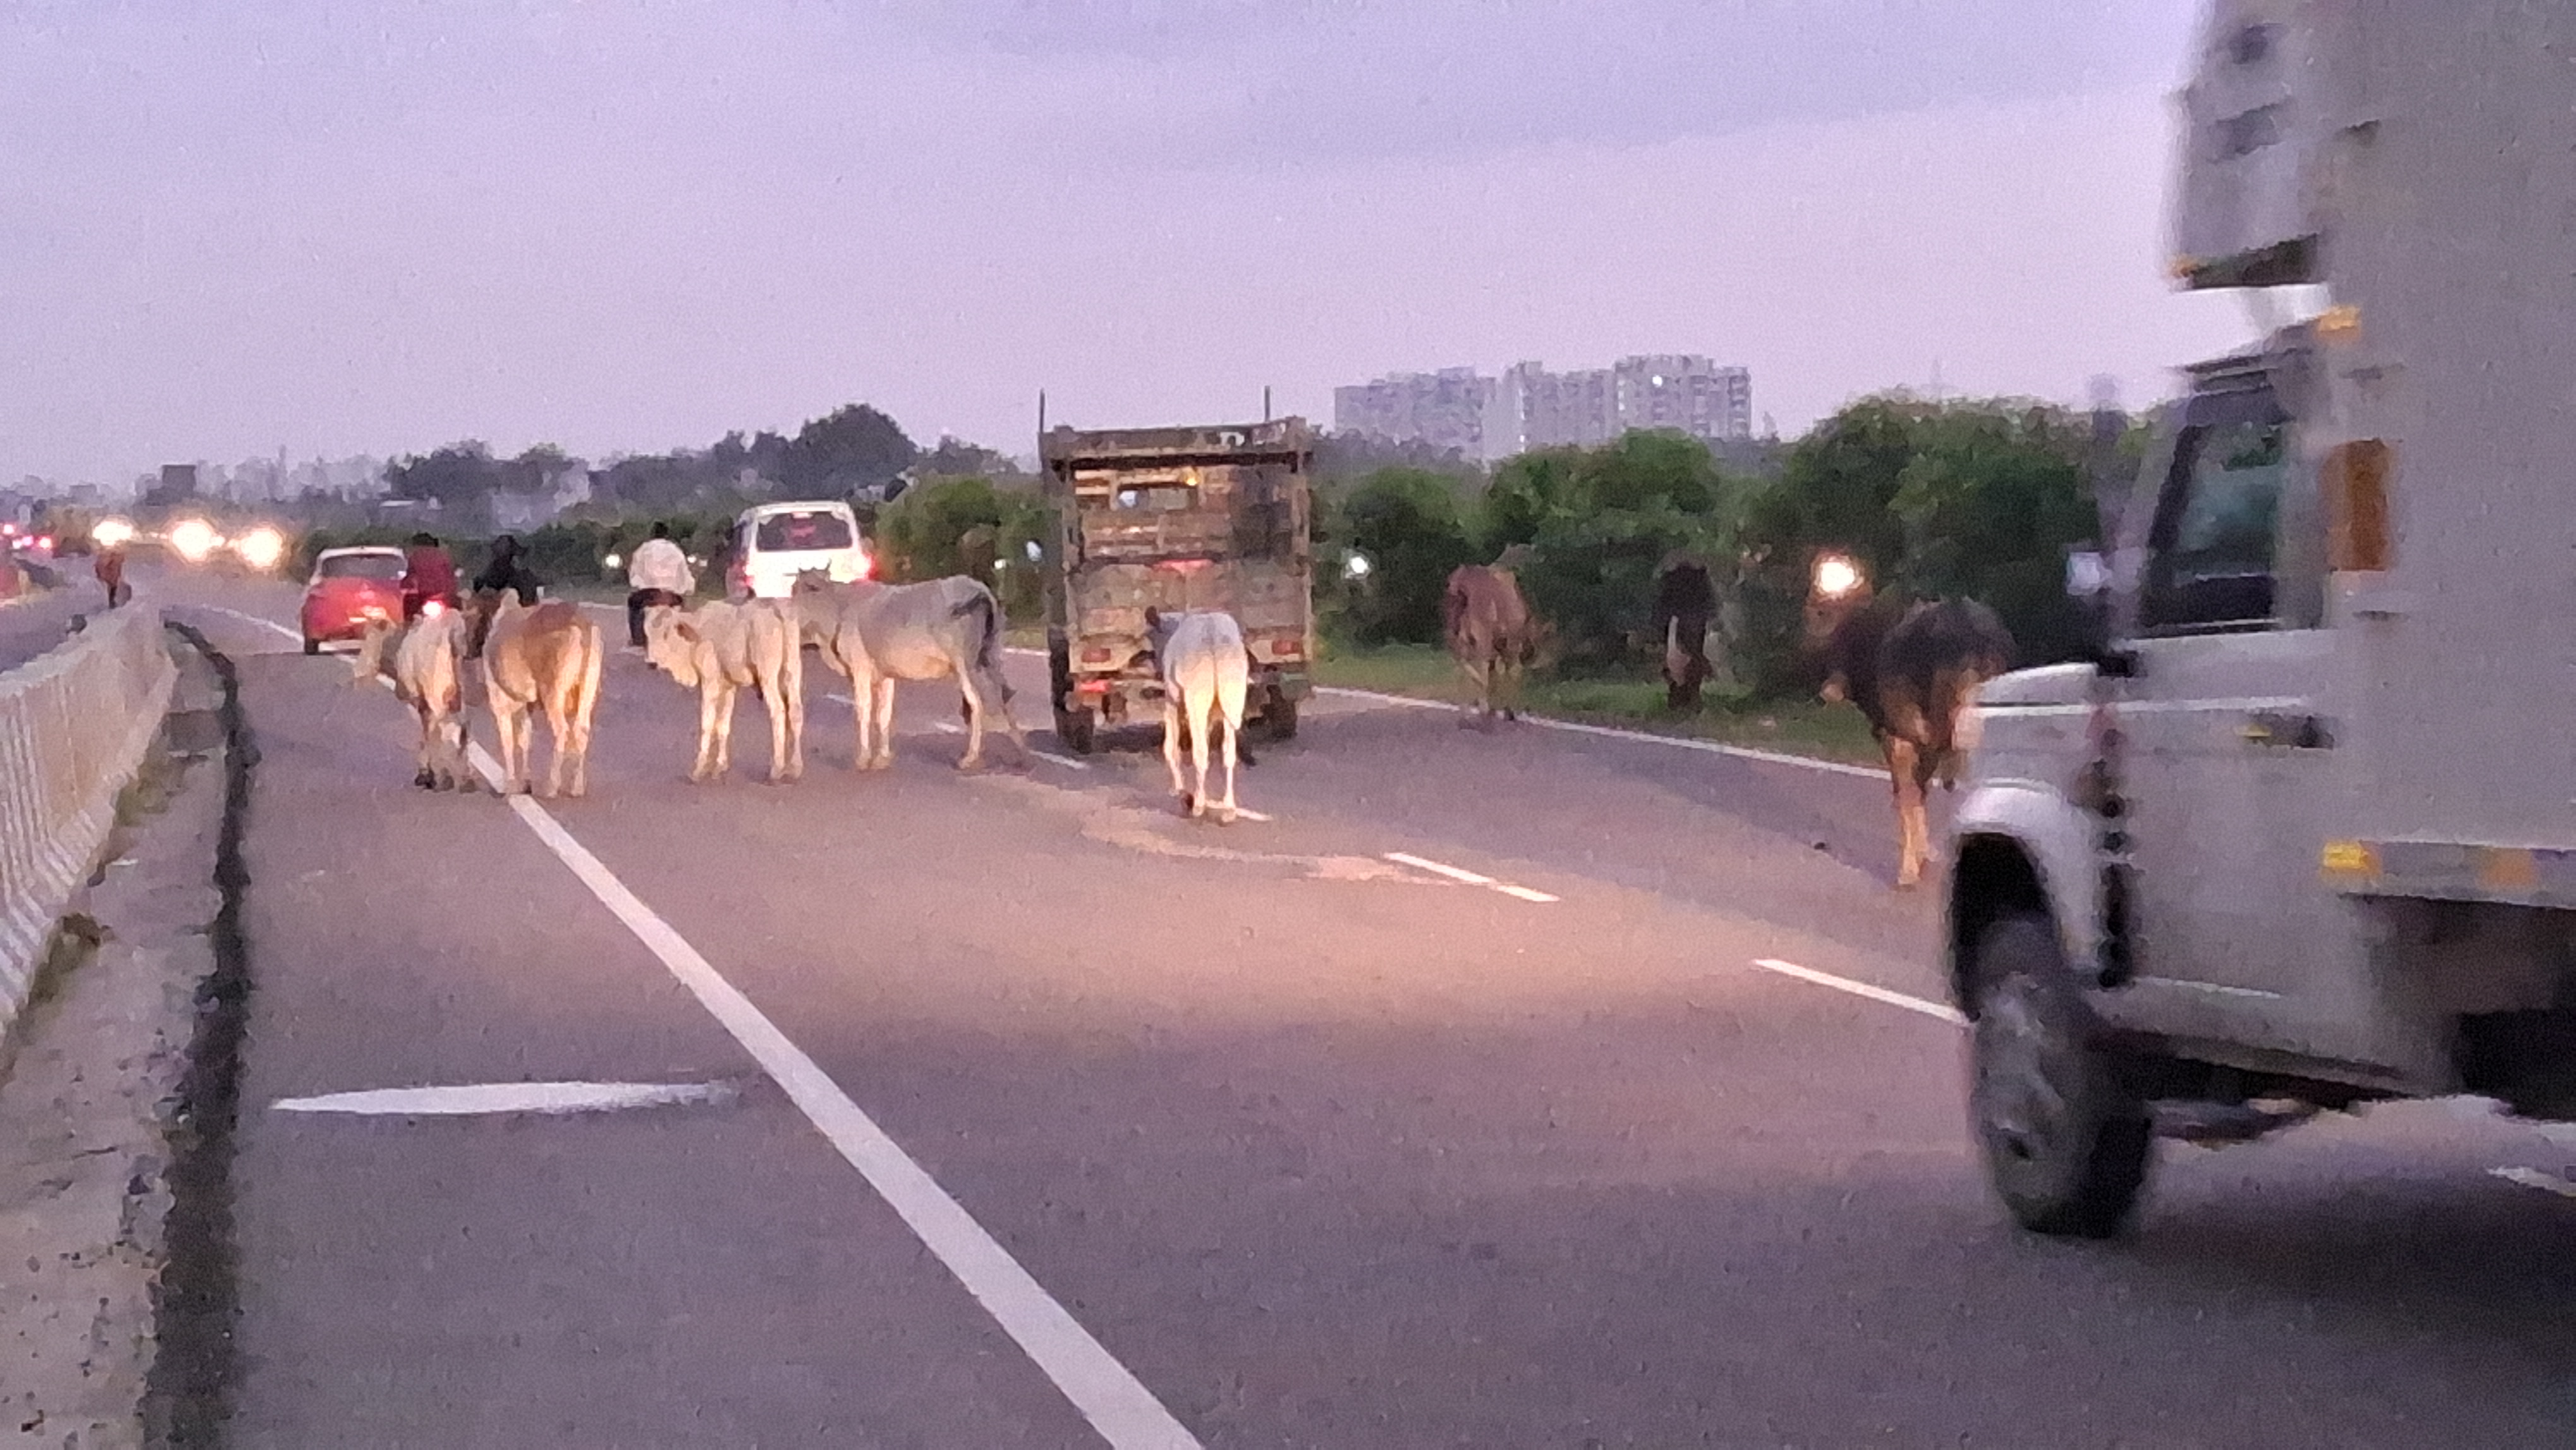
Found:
[624,520,695,649]
[472,533,545,608]
[400,532,461,622]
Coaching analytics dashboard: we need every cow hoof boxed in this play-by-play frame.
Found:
[412,770,436,789]
[1216,808,1238,826]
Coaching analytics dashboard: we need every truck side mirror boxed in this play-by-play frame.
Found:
[2066,549,2111,600]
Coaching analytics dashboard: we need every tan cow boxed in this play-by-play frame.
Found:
[472,594,604,798]
[1440,547,1541,728]
[789,570,1029,772]
[641,597,806,784]
[352,604,476,792]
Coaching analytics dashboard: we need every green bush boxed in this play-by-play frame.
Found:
[872,477,1051,620]
[1330,467,1479,645]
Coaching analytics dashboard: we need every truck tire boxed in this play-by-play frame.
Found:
[1054,705,1097,755]
[1265,695,1299,741]
[1969,912,2153,1238]
[303,636,320,656]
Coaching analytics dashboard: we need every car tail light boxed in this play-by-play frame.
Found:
[420,599,447,617]
[854,552,875,580]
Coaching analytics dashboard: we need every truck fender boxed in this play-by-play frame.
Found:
[1943,781,2102,1017]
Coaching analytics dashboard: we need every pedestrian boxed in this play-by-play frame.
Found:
[624,520,695,649]
[93,542,128,608]
[400,531,461,621]
[472,533,544,608]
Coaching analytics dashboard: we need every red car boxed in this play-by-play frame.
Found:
[300,546,408,654]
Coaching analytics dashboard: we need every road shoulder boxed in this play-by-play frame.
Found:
[0,635,229,1447]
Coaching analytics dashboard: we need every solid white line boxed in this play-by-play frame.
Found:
[457,740,1198,1449]
[191,603,304,644]
[273,1081,735,1116]
[927,719,1094,771]
[1749,957,1966,1025]
[1382,851,1559,904]
[2491,1166,2576,1200]
[1317,685,1884,779]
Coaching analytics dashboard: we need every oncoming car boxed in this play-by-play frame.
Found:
[300,545,408,654]
[728,500,871,600]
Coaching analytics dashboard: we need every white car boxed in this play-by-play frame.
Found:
[727,500,871,600]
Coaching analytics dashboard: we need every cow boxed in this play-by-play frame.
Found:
[1805,572,2015,889]
[470,594,605,798]
[352,602,476,792]
[1440,547,1541,729]
[641,597,806,784]
[1143,606,1255,824]
[789,570,1029,772]
[1650,551,1719,712]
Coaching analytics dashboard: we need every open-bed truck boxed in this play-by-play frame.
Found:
[1037,418,1315,754]
[1945,0,2576,1237]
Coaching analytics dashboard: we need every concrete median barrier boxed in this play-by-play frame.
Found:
[0,602,179,1039]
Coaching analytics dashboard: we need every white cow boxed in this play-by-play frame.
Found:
[641,597,806,784]
[1144,606,1255,824]
[353,604,475,792]
[789,571,1030,771]
[471,595,605,799]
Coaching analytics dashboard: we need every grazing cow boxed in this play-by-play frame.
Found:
[1806,578,2015,889]
[641,598,806,784]
[1441,548,1541,728]
[1143,607,1256,824]
[353,604,476,792]
[1650,552,1719,712]
[472,594,604,798]
[789,570,1029,771]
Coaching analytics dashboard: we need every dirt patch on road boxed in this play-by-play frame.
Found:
[972,771,1429,886]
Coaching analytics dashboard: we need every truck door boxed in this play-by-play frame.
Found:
[2113,382,2361,1062]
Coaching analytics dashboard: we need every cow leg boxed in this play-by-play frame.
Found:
[540,688,576,799]
[982,664,1033,762]
[846,657,871,770]
[1160,688,1189,808]
[955,669,987,771]
[1188,687,1215,820]
[1212,690,1239,825]
[411,700,438,789]
[869,676,898,770]
[693,680,724,782]
[495,702,527,794]
[778,645,806,782]
[711,681,738,781]
[1888,737,1930,889]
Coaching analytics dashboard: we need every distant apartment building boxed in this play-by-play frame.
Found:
[1332,368,1496,460]
[1339,357,1751,463]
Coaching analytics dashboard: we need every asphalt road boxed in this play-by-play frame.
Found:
[0,566,109,673]
[118,566,2576,1448]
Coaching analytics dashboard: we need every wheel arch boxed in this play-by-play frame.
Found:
[1945,782,2101,1017]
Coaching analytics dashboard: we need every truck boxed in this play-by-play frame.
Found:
[1036,418,1316,753]
[1943,0,2576,1237]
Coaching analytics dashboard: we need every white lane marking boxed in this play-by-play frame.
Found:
[994,644,1879,779]
[820,692,1094,770]
[192,604,304,644]
[1382,851,1559,904]
[1749,957,1967,1025]
[274,1080,736,1116]
[2491,1166,2576,1199]
[457,740,1198,1449]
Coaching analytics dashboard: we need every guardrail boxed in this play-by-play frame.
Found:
[0,602,179,1036]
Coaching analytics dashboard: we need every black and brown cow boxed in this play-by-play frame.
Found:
[1804,567,2015,889]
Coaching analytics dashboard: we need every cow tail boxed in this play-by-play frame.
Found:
[953,589,1011,700]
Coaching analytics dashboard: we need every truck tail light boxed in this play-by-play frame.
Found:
[1080,646,1114,664]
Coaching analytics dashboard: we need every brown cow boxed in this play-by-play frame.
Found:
[1805,572,2014,889]
[470,593,605,798]
[1441,546,1541,728]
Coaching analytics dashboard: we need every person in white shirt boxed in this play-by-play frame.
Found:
[625,521,696,647]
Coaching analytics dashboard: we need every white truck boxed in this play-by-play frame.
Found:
[1943,0,2576,1237]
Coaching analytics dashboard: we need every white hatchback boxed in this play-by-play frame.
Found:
[728,500,872,600]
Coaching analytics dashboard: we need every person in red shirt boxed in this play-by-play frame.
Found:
[93,544,129,608]
[400,532,461,621]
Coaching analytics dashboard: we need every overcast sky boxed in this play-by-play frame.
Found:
[3,0,2250,484]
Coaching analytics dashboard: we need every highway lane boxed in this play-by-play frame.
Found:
[141,569,2576,1447]
[0,576,105,673]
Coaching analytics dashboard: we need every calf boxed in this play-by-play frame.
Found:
[1143,607,1255,824]
[473,595,604,798]
[353,604,475,791]
[642,597,806,784]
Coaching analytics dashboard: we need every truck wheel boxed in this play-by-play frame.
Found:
[1265,696,1299,741]
[1054,705,1097,755]
[1969,913,2152,1238]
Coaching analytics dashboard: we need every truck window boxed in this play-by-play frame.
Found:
[2140,416,2287,632]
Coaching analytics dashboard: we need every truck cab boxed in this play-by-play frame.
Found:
[1943,0,2576,1237]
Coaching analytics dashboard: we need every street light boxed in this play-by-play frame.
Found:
[1811,552,1863,600]
[1345,553,1373,580]
[92,517,136,549]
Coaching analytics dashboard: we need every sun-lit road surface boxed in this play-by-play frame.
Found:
[123,565,2576,1447]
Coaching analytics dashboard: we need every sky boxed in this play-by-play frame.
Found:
[1,0,2255,485]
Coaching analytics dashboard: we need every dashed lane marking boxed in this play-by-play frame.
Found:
[1382,851,1559,903]
[192,604,304,644]
[818,692,1094,770]
[273,1081,738,1116]
[1748,957,1966,1025]
[455,737,1203,1449]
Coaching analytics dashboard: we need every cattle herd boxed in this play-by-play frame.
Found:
[350,554,2019,889]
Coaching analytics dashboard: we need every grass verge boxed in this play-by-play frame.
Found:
[1309,642,1883,767]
